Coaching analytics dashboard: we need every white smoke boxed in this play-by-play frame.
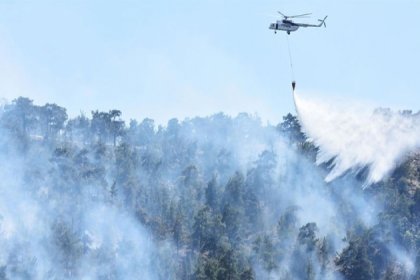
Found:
[294,92,420,184]
[0,135,162,279]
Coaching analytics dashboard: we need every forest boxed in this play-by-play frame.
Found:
[0,97,418,279]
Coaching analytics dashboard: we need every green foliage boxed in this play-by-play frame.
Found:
[297,223,319,252]
[336,238,375,280]
[277,113,305,143]
[39,103,68,140]
[0,98,418,279]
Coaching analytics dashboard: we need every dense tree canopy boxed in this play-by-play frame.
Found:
[0,97,418,279]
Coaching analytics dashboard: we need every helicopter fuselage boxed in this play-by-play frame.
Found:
[269,20,299,34]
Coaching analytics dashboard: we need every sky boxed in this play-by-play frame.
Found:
[0,0,419,125]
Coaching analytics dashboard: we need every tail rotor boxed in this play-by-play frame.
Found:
[318,16,328,27]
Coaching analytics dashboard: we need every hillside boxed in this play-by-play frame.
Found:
[0,97,418,280]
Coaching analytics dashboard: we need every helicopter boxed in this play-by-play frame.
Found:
[269,12,327,34]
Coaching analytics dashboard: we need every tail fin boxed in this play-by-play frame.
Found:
[318,16,327,27]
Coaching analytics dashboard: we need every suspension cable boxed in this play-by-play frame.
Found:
[285,35,296,90]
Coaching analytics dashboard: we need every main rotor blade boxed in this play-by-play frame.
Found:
[277,11,287,18]
[288,13,312,18]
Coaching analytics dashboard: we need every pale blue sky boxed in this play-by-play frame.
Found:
[0,0,419,124]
